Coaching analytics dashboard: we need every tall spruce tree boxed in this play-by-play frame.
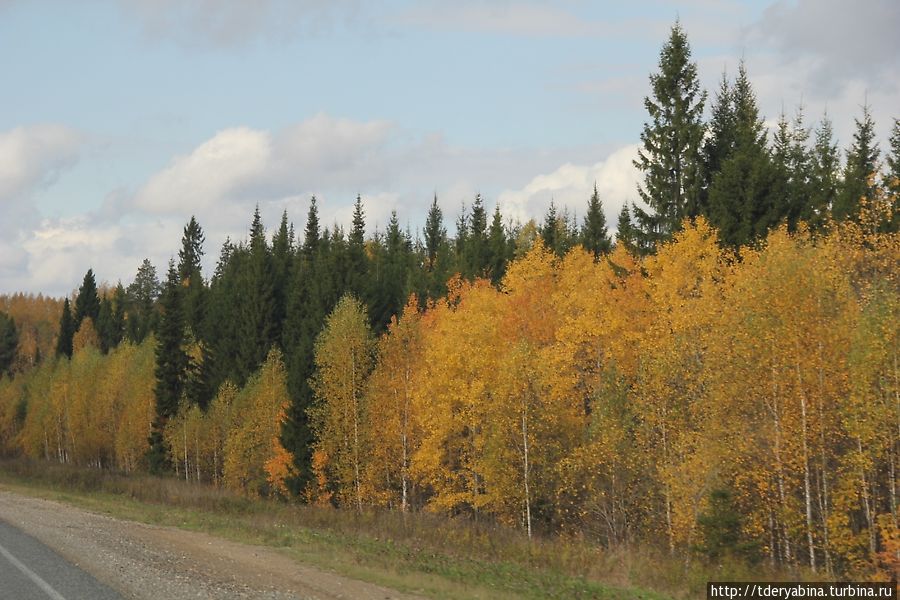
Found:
[271,210,294,337]
[424,194,446,269]
[73,269,100,330]
[541,201,561,255]
[0,311,18,376]
[707,61,778,247]
[126,259,160,343]
[808,114,840,230]
[616,204,636,254]
[582,184,612,258]
[177,216,206,339]
[701,72,737,212]
[149,261,189,473]
[236,206,277,384]
[465,194,489,277]
[488,205,510,284]
[55,298,75,358]
[633,21,706,253]
[834,104,880,221]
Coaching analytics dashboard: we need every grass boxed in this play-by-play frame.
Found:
[0,458,765,599]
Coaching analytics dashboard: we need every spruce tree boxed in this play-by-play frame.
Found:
[0,311,18,377]
[834,104,879,222]
[582,184,612,258]
[149,261,188,473]
[887,118,900,195]
[271,210,294,337]
[707,61,778,247]
[126,259,160,343]
[347,194,368,298]
[465,194,489,277]
[453,202,468,275]
[96,295,114,353]
[302,196,321,259]
[73,269,100,330]
[488,205,509,284]
[633,21,706,253]
[541,201,560,255]
[701,72,736,212]
[424,194,446,269]
[236,206,277,384]
[177,216,206,339]
[808,114,840,230]
[616,204,636,254]
[55,298,75,358]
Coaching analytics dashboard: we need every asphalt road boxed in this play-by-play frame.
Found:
[0,518,121,600]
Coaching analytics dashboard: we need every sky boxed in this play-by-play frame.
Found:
[1,0,898,296]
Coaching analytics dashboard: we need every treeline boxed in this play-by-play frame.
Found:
[0,20,898,578]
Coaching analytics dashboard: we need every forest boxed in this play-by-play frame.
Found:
[0,23,898,578]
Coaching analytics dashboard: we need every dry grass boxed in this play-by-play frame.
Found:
[0,458,793,599]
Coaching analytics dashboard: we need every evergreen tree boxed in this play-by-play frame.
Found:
[887,118,900,195]
[808,114,840,230]
[55,298,75,358]
[177,216,206,339]
[271,210,294,337]
[347,194,368,298]
[707,61,778,247]
[0,311,17,377]
[465,194,489,277]
[616,204,636,254]
[73,268,100,330]
[453,202,468,275]
[236,206,277,384]
[126,259,160,343]
[633,21,706,253]
[581,184,612,258]
[302,196,321,259]
[541,200,560,255]
[149,261,189,473]
[96,294,114,353]
[424,194,446,269]
[834,104,879,222]
[701,72,736,212]
[488,204,509,284]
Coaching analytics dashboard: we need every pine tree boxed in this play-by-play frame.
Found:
[701,72,736,212]
[271,210,294,337]
[541,201,560,255]
[73,269,100,330]
[55,298,75,358]
[707,61,778,247]
[834,104,879,222]
[633,21,706,253]
[302,196,321,259]
[0,311,17,377]
[582,184,612,258]
[149,261,189,473]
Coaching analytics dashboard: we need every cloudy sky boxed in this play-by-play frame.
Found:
[1,0,898,296]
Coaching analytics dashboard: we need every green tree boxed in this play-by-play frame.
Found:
[126,258,160,343]
[616,204,636,254]
[149,261,189,473]
[55,298,75,359]
[0,312,17,377]
[73,269,100,330]
[701,72,736,213]
[707,61,779,247]
[177,216,206,339]
[834,104,879,222]
[488,204,510,284]
[633,21,706,253]
[808,114,840,230]
[236,206,277,384]
[465,194,490,277]
[581,184,612,258]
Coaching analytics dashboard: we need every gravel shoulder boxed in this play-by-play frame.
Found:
[0,489,420,600]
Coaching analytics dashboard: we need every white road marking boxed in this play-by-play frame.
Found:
[0,540,67,600]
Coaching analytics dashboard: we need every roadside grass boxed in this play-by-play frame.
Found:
[0,458,778,599]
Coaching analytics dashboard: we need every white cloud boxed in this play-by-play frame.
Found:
[119,0,362,48]
[498,144,640,229]
[0,124,80,204]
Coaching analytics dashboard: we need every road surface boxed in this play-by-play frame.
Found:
[0,519,120,600]
[0,488,419,599]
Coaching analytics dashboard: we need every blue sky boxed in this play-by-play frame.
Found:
[1,0,898,295]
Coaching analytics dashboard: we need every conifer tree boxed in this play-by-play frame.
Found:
[488,205,510,284]
[633,21,706,253]
[177,216,206,339]
[149,261,189,473]
[74,269,100,330]
[236,206,277,384]
[701,72,736,211]
[271,210,293,336]
[55,298,75,358]
[886,118,900,195]
[616,204,636,254]
[347,194,368,298]
[126,259,160,343]
[424,194,446,269]
[541,201,560,255]
[466,194,489,277]
[582,184,612,258]
[707,61,778,247]
[834,104,879,222]
[808,114,840,230]
[0,311,17,377]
